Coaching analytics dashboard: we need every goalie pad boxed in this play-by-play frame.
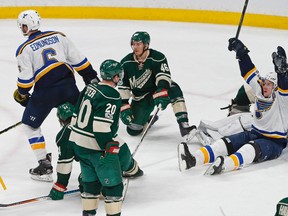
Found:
[196,113,253,145]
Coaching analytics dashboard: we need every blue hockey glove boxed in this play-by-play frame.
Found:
[153,88,170,110]
[272,46,288,74]
[120,104,134,125]
[49,183,67,200]
[13,89,30,107]
[228,38,250,59]
[99,141,120,164]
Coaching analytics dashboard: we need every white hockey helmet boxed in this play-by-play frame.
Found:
[17,10,41,36]
[265,72,278,89]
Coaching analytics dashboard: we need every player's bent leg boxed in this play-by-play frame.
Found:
[103,183,123,216]
[81,180,102,216]
[81,192,99,216]
[127,123,143,136]
[122,159,144,178]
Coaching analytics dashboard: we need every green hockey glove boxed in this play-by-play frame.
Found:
[120,104,134,125]
[13,89,30,107]
[49,183,67,200]
[99,141,120,164]
[153,88,170,110]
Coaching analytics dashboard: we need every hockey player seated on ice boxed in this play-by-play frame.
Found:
[178,38,288,176]
[118,31,197,142]
[49,89,143,200]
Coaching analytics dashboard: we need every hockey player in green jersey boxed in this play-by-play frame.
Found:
[49,101,143,201]
[119,31,196,141]
[62,59,142,216]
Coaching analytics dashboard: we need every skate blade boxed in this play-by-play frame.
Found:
[177,143,188,172]
[204,163,216,176]
[30,174,53,182]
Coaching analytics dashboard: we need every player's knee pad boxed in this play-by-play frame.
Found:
[81,192,100,211]
[248,141,261,162]
[83,180,102,195]
[104,196,123,216]
[222,137,235,155]
[127,123,143,136]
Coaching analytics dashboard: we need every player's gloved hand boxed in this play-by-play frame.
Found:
[272,46,288,74]
[13,89,30,107]
[120,104,134,125]
[49,183,67,200]
[99,141,120,164]
[228,38,250,59]
[153,88,170,110]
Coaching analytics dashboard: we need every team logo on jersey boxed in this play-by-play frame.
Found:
[129,69,152,89]
[255,98,273,119]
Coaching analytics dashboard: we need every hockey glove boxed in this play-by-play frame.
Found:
[120,104,134,125]
[99,141,120,164]
[153,88,170,110]
[228,38,250,59]
[272,46,288,74]
[13,89,30,107]
[49,183,67,200]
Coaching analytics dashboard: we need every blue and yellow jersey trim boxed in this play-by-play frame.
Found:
[72,58,91,72]
[16,31,66,57]
[252,125,287,139]
[278,87,288,96]
[17,62,74,89]
[243,67,257,84]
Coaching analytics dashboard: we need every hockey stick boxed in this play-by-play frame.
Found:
[132,105,161,157]
[0,121,22,135]
[123,105,161,201]
[235,0,249,39]
[0,188,79,207]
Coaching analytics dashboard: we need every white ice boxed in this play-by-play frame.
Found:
[0,19,287,216]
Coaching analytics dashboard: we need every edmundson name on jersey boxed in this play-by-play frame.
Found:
[30,36,60,51]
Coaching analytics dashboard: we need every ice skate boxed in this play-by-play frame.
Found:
[29,153,53,182]
[179,122,197,142]
[177,142,196,172]
[204,156,224,176]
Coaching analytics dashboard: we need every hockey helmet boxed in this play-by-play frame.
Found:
[130,31,150,46]
[265,72,278,89]
[17,10,41,36]
[57,102,74,122]
[100,59,123,81]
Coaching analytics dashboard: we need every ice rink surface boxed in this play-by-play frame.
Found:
[0,18,287,216]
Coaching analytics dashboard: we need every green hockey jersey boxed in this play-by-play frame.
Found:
[119,49,172,101]
[70,83,121,152]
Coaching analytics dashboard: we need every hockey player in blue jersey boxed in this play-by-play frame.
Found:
[178,39,288,175]
[13,10,100,182]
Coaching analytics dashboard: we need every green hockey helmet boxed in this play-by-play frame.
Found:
[100,59,123,81]
[130,31,150,45]
[57,102,74,121]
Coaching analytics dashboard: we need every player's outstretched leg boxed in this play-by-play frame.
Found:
[177,142,196,172]
[204,156,224,176]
